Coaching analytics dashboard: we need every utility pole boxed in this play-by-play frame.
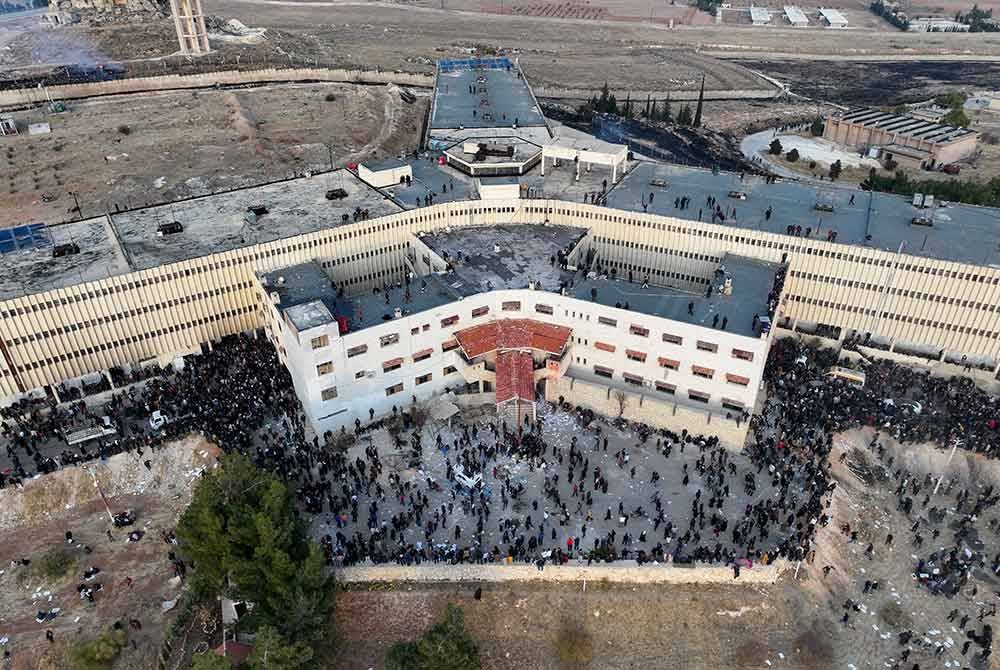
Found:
[85,465,115,523]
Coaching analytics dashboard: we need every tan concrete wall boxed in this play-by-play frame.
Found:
[549,374,750,447]
[335,559,788,584]
[0,67,433,109]
[3,189,1000,399]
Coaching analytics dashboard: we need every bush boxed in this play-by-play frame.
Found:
[809,117,825,136]
[786,148,800,163]
[69,627,126,670]
[768,138,783,155]
[829,159,843,181]
[117,125,130,136]
[36,546,77,580]
[325,93,337,102]
[385,604,480,670]
[809,160,817,169]
[190,653,232,670]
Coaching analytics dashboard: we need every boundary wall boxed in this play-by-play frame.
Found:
[335,559,788,584]
[0,67,433,108]
[2,183,1000,399]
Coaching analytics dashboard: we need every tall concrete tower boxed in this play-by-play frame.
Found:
[169,0,210,55]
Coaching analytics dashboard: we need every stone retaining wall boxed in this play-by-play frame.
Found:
[0,67,433,109]
[335,559,787,584]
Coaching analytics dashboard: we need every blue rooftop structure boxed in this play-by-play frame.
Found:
[429,59,547,132]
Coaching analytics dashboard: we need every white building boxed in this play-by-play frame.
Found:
[750,6,771,25]
[784,5,809,26]
[358,158,413,189]
[255,225,783,445]
[819,7,848,28]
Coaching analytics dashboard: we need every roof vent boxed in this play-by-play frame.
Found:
[493,244,501,253]
[393,307,402,319]
[52,242,80,258]
[276,275,285,286]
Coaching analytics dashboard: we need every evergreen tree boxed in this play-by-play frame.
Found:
[191,652,233,670]
[648,99,658,122]
[597,82,611,113]
[676,104,693,126]
[623,92,633,119]
[768,138,783,155]
[693,74,705,128]
[644,94,651,118]
[246,626,315,670]
[829,159,843,180]
[385,605,481,670]
[663,92,672,122]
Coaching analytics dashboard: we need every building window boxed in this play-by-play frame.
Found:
[595,341,616,353]
[658,357,680,370]
[442,339,459,352]
[655,381,676,395]
[472,306,490,318]
[383,358,403,373]
[598,316,617,327]
[662,333,682,345]
[731,348,754,361]
[354,370,365,380]
[385,382,404,396]
[310,335,329,350]
[692,365,714,379]
[629,325,649,337]
[441,315,459,327]
[502,301,521,311]
[422,324,430,332]
[411,327,420,335]
[443,365,458,375]
[316,361,334,376]
[623,372,643,386]
[347,344,368,358]
[413,348,433,362]
[321,386,338,401]
[535,304,553,315]
[688,390,710,404]
[380,333,400,348]
[416,373,433,385]
[696,340,718,353]
[626,349,646,363]
[594,365,613,379]
[722,398,745,412]
[726,373,750,386]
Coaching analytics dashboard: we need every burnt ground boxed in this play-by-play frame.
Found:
[738,60,1000,107]
[544,105,756,173]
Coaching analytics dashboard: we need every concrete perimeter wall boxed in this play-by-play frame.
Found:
[534,86,779,102]
[0,67,434,109]
[549,375,750,448]
[335,559,787,584]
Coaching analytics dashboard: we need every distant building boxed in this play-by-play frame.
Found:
[819,7,848,28]
[784,5,809,26]
[908,17,971,31]
[749,6,771,25]
[823,107,978,167]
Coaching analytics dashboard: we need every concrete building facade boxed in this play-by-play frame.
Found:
[824,108,979,167]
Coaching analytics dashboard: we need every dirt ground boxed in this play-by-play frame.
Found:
[0,81,425,226]
[0,436,219,670]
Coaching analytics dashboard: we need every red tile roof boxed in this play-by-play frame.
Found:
[495,350,535,404]
[454,318,571,358]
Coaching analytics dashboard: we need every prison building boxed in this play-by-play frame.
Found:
[823,107,979,167]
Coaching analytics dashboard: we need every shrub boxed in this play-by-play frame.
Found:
[768,138,783,155]
[786,148,800,163]
[69,627,126,670]
[325,93,337,102]
[36,546,77,580]
[117,125,131,136]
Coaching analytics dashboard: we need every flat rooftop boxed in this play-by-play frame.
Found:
[259,261,342,332]
[0,216,131,301]
[566,254,780,339]
[420,224,588,294]
[345,273,463,333]
[430,58,546,132]
[112,170,401,271]
[379,156,477,210]
[606,161,1000,267]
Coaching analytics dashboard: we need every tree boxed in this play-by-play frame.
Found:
[935,90,967,110]
[809,117,825,136]
[69,627,127,670]
[246,626,315,670]
[768,138,783,155]
[786,148,800,162]
[176,454,335,645]
[190,652,233,670]
[829,159,843,181]
[385,605,481,670]
[663,92,672,122]
[943,108,970,128]
[614,390,628,417]
[676,104,693,126]
[693,74,705,128]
